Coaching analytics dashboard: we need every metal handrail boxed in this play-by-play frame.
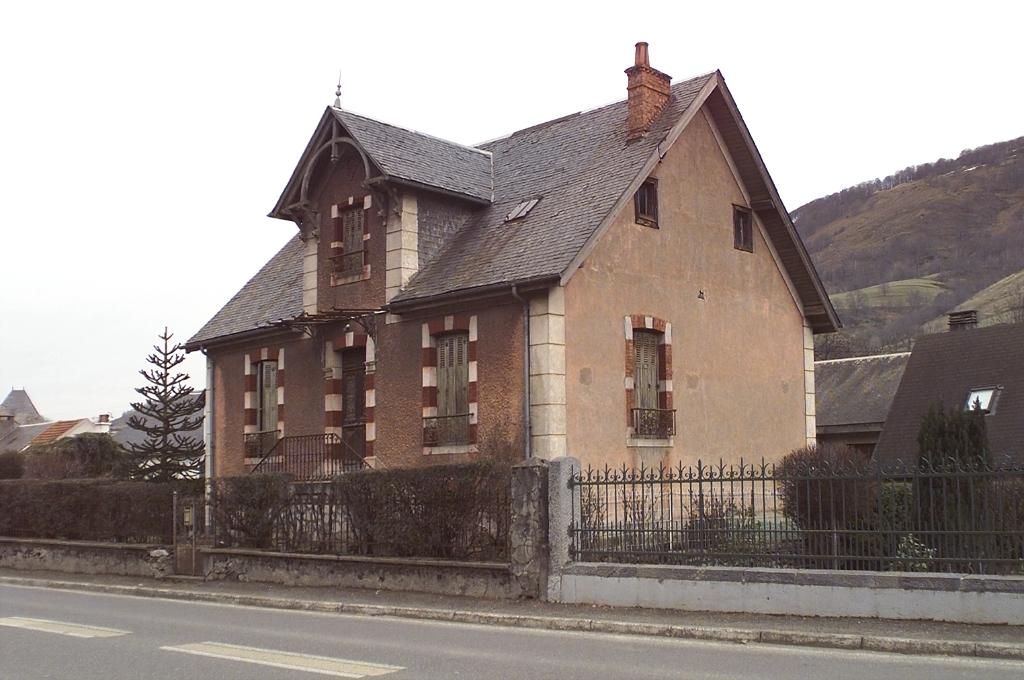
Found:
[250,432,366,479]
[631,408,676,439]
[423,413,471,446]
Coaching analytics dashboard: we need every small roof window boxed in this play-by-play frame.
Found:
[965,387,998,414]
[505,198,541,222]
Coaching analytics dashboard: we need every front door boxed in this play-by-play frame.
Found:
[340,347,366,463]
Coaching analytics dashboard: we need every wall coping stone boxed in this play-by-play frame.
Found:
[565,562,1024,594]
[204,547,511,573]
[0,536,164,552]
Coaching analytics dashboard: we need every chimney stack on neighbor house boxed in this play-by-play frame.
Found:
[96,413,111,433]
[948,310,979,331]
[626,42,672,141]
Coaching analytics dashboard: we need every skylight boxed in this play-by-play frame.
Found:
[965,387,998,414]
[505,198,541,222]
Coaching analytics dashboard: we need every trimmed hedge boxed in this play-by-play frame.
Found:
[211,460,511,560]
[0,479,197,543]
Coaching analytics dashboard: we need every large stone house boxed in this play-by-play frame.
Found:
[186,43,838,478]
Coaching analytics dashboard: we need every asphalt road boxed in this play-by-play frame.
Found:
[1,584,1022,680]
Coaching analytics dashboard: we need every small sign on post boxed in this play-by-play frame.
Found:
[183,505,194,529]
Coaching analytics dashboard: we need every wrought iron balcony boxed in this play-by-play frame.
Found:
[250,433,366,480]
[331,250,364,277]
[631,408,676,439]
[423,413,471,447]
[244,430,280,458]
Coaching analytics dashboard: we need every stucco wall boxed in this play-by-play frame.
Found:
[564,107,807,469]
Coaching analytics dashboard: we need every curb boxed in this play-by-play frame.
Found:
[1,575,1021,661]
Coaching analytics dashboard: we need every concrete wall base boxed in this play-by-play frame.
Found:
[202,548,513,599]
[559,563,1024,625]
[0,537,172,579]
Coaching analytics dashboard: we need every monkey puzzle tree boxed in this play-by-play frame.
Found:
[124,328,205,481]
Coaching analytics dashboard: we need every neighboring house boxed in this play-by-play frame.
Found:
[874,319,1024,466]
[186,42,838,478]
[814,352,910,456]
[0,389,113,453]
[0,389,46,425]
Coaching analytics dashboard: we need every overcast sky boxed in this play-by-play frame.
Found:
[1,1,1021,420]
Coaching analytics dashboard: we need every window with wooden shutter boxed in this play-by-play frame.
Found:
[633,331,660,410]
[335,207,365,275]
[733,205,753,252]
[257,360,278,431]
[437,332,469,417]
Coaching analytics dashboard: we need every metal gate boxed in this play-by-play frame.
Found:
[172,491,205,576]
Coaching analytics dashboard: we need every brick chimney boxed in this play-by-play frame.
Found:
[626,42,672,141]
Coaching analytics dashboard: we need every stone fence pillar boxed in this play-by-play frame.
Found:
[546,456,579,602]
[509,458,549,599]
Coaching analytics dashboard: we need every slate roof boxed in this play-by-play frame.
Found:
[874,323,1024,466]
[0,389,46,425]
[392,75,713,303]
[0,422,52,453]
[815,353,910,429]
[333,110,493,203]
[191,67,836,348]
[189,235,304,346]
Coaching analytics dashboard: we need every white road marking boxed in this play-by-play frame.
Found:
[0,616,129,638]
[160,642,404,677]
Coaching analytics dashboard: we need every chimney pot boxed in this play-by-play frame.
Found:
[635,42,649,67]
[98,413,110,424]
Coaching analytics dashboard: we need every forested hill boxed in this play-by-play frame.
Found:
[792,136,1024,356]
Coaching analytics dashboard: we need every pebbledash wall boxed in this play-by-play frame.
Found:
[544,458,1024,625]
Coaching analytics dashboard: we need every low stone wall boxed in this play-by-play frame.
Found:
[202,548,513,598]
[558,562,1024,625]
[0,537,172,579]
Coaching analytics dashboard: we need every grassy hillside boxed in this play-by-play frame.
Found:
[794,136,1024,356]
[921,269,1024,334]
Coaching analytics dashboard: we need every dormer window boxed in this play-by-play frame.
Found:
[965,387,999,414]
[634,179,658,228]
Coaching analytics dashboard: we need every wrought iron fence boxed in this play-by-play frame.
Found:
[423,414,471,446]
[631,408,676,439]
[244,430,279,459]
[570,457,1024,574]
[249,433,366,480]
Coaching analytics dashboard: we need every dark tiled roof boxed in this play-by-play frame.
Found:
[333,110,493,203]
[187,235,304,347]
[393,75,714,303]
[815,353,910,428]
[874,323,1024,466]
[0,389,46,425]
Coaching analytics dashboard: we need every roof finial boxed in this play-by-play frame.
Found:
[334,72,342,108]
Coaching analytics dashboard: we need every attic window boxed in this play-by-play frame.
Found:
[965,387,999,414]
[733,205,753,252]
[634,179,658,227]
[506,198,540,222]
